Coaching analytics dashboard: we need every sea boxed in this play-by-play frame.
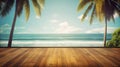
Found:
[0,34,112,47]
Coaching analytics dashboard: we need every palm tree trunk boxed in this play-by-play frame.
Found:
[8,12,17,47]
[8,1,18,48]
[104,18,107,47]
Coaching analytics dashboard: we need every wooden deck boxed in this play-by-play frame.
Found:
[0,48,120,67]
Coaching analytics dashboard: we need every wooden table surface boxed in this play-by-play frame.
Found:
[0,48,120,67]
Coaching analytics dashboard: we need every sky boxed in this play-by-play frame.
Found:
[0,0,120,34]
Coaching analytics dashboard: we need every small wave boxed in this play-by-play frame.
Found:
[0,40,103,47]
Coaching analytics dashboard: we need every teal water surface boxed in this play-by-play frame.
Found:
[0,34,112,47]
[0,34,112,41]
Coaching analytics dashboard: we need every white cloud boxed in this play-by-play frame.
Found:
[114,12,119,18]
[50,14,59,23]
[0,24,11,30]
[50,19,59,23]
[15,27,25,30]
[36,16,40,19]
[78,15,82,20]
[78,15,89,20]
[53,14,58,17]
[0,24,25,34]
[3,24,10,27]
[55,21,80,34]
[59,21,68,26]
[0,24,11,34]
[15,31,29,34]
[86,27,116,34]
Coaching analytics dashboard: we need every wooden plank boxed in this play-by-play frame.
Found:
[0,48,120,67]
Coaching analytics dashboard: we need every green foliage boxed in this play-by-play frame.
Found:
[107,28,120,47]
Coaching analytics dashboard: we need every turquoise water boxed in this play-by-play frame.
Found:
[0,34,112,40]
[0,34,112,47]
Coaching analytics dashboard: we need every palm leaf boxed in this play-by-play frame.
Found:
[112,0,120,10]
[0,0,2,11]
[90,5,96,24]
[111,0,120,12]
[1,0,14,16]
[38,0,45,8]
[77,0,92,12]
[0,3,1,11]
[1,0,6,2]
[17,0,24,17]
[81,3,93,21]
[32,0,41,16]
[24,0,30,21]
[95,0,104,22]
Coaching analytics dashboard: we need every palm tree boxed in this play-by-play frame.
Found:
[0,0,45,47]
[77,0,120,47]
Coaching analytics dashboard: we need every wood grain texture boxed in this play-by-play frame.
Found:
[0,48,120,67]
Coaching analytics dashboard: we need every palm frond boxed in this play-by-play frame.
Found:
[103,0,116,21]
[1,0,14,16]
[0,0,8,11]
[32,0,41,16]
[0,0,2,11]
[81,3,93,21]
[77,0,119,25]
[24,0,30,21]
[95,0,104,22]
[1,0,6,2]
[17,0,24,17]
[77,0,92,12]
[37,0,45,8]
[90,5,96,24]
[111,0,120,12]
[0,3,2,11]
[112,0,120,9]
